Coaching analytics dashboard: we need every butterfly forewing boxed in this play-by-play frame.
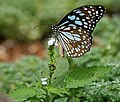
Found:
[52,5,105,58]
[58,5,105,30]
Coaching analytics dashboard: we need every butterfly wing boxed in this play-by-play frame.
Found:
[57,26,92,57]
[56,5,105,57]
[58,5,105,33]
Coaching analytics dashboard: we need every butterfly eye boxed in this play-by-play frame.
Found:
[52,5,105,58]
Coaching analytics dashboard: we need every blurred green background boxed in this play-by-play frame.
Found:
[0,0,120,41]
[0,0,120,101]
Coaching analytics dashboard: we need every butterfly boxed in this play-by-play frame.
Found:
[51,5,105,58]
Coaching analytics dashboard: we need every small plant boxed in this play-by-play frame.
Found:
[0,1,119,101]
[8,37,112,102]
[8,4,116,101]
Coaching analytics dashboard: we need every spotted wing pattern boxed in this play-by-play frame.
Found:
[52,5,105,58]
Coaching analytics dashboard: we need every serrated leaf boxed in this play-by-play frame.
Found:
[51,74,66,87]
[51,57,69,85]
[9,87,37,102]
[47,86,69,96]
[54,97,68,102]
[65,66,112,88]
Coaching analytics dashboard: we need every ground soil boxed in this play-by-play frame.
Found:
[0,39,47,62]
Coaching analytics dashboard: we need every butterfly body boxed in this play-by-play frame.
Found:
[51,5,105,58]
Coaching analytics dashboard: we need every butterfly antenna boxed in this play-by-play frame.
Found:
[34,24,54,39]
[34,25,41,29]
[34,24,52,29]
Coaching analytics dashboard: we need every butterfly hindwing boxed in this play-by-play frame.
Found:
[58,26,92,57]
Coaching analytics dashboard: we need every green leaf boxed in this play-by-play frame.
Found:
[51,57,69,86]
[15,56,49,80]
[54,98,68,102]
[47,86,69,96]
[9,87,37,102]
[65,66,112,88]
[51,74,66,87]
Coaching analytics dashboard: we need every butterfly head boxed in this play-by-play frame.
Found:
[51,24,59,36]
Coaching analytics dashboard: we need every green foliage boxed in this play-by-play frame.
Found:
[65,66,112,88]
[0,0,120,41]
[9,87,37,102]
[0,56,48,93]
[5,57,114,101]
[51,57,69,88]
[75,0,120,14]
[47,86,69,96]
[0,0,120,101]
[52,57,69,79]
[75,79,120,102]
[0,0,40,41]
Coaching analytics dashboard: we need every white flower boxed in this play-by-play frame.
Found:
[41,78,48,85]
[42,81,47,85]
[48,38,58,47]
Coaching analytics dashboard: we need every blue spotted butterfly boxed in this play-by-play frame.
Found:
[51,5,105,58]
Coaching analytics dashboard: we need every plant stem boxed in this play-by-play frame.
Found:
[48,45,56,84]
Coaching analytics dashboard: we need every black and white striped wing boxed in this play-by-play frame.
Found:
[55,5,105,57]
